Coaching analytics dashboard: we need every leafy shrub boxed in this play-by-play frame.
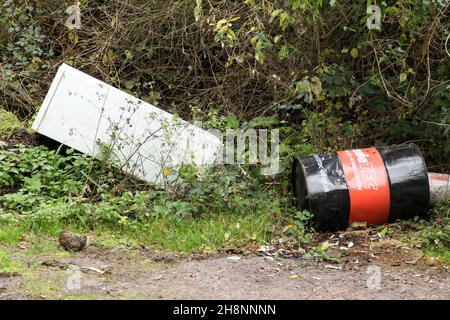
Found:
[1,0,447,168]
[0,145,90,196]
[0,144,311,245]
[421,200,450,249]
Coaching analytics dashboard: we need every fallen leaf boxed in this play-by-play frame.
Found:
[320,241,330,251]
[324,264,343,270]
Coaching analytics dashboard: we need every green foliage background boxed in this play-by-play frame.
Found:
[1,0,449,169]
[0,0,449,256]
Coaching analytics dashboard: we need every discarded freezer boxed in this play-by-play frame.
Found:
[32,63,223,186]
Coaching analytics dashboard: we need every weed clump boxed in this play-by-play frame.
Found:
[0,144,312,252]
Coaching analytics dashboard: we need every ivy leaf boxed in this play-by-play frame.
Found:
[310,76,322,96]
[125,80,136,90]
[399,72,407,83]
[295,79,311,94]
[194,0,202,21]
[291,0,302,10]
[274,35,282,44]
[279,45,288,60]
[24,175,42,192]
[225,115,240,129]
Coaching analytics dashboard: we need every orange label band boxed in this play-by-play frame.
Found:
[337,147,390,225]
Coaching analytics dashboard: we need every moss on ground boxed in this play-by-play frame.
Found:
[0,108,23,136]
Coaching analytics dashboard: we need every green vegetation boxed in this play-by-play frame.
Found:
[0,143,311,252]
[0,1,448,257]
[1,0,448,164]
[0,1,448,302]
[424,248,450,265]
[420,201,450,263]
[0,248,22,274]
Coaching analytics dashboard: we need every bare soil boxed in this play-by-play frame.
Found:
[0,128,40,147]
[0,236,448,300]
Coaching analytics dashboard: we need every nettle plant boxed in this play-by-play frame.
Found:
[0,144,89,196]
[1,1,53,77]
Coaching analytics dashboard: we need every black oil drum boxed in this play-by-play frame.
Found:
[292,144,430,231]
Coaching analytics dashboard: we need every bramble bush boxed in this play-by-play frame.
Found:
[0,1,448,170]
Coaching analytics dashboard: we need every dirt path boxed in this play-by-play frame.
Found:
[1,245,449,300]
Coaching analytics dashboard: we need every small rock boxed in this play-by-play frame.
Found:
[59,230,87,252]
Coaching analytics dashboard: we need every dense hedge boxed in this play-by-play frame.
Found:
[0,0,449,169]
